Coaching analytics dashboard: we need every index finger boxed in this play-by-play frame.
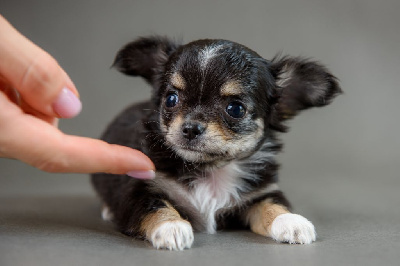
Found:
[0,92,155,177]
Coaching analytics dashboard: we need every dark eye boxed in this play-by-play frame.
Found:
[226,102,246,118]
[165,93,179,108]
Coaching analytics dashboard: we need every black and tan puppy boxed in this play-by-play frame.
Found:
[92,36,341,250]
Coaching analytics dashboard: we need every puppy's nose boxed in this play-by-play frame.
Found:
[182,122,206,140]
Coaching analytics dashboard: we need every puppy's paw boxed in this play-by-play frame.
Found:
[150,220,194,251]
[270,213,316,244]
[101,205,114,221]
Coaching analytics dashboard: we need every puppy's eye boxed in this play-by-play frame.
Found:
[165,93,179,108]
[226,102,246,118]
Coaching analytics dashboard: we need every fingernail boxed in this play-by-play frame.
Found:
[126,170,156,180]
[53,87,82,118]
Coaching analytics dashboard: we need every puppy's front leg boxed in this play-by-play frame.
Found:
[246,198,316,244]
[140,201,194,250]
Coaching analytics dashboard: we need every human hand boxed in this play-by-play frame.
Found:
[0,15,155,179]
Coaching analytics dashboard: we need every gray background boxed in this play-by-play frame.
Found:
[1,0,399,265]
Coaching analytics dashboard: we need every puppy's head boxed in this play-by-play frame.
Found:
[114,36,341,163]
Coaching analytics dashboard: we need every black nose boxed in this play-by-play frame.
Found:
[182,122,206,140]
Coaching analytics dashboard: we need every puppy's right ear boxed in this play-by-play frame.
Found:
[113,36,180,86]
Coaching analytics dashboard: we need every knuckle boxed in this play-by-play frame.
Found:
[20,51,62,94]
[34,154,69,173]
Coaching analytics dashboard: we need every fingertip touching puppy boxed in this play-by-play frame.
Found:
[91,36,342,251]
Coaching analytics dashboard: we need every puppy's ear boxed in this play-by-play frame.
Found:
[269,56,342,131]
[113,36,180,86]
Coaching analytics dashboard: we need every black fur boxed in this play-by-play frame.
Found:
[92,36,341,242]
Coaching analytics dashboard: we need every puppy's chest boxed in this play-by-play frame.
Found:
[190,164,242,210]
[164,163,245,234]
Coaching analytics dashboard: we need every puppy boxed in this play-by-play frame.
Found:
[91,36,341,250]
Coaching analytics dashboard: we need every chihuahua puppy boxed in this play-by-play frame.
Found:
[92,36,341,250]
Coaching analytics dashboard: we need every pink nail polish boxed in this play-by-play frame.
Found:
[126,170,156,180]
[53,87,82,118]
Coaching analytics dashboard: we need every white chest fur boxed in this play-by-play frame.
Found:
[187,162,243,233]
[153,150,278,234]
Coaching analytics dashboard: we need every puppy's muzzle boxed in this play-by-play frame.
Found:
[182,121,206,141]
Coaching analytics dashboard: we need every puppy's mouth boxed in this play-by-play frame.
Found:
[161,121,228,162]
[171,143,228,163]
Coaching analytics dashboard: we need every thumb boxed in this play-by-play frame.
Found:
[0,15,81,118]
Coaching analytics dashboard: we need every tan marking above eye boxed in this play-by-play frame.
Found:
[171,72,186,90]
[220,80,243,96]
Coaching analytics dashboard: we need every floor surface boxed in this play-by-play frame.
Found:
[1,161,399,266]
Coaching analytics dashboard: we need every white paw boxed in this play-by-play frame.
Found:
[270,213,316,244]
[101,205,114,221]
[150,220,194,251]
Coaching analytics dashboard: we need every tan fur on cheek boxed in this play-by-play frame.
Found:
[246,199,289,237]
[207,123,231,142]
[140,201,187,239]
[168,115,183,133]
[163,114,183,141]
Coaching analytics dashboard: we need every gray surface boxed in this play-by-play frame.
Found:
[1,0,400,265]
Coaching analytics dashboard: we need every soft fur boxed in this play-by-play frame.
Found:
[92,36,341,250]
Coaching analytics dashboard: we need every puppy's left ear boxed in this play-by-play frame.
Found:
[113,36,180,87]
[269,56,342,131]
